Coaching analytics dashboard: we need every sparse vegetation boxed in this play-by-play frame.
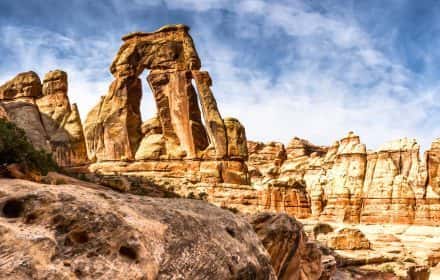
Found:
[380,264,395,274]
[198,192,208,201]
[313,222,334,239]
[187,192,197,199]
[221,206,239,214]
[0,119,57,175]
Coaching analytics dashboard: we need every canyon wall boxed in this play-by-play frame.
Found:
[248,132,440,225]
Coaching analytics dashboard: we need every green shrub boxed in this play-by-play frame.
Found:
[0,119,58,175]
[380,264,395,274]
[198,192,208,201]
[187,192,196,199]
[221,206,239,214]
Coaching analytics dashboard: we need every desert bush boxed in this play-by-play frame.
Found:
[313,223,334,239]
[0,119,57,175]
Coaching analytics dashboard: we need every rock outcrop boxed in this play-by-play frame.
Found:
[247,133,440,226]
[248,213,323,280]
[37,70,88,166]
[0,178,276,279]
[322,228,371,250]
[84,24,248,184]
[0,70,87,167]
[0,71,50,151]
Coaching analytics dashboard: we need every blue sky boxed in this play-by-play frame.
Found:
[1,0,440,150]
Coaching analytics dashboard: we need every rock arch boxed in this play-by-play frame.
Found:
[84,24,248,183]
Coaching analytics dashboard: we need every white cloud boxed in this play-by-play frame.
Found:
[0,25,116,123]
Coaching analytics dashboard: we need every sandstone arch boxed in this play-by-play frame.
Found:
[84,24,248,184]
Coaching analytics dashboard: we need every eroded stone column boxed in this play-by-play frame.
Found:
[192,70,227,159]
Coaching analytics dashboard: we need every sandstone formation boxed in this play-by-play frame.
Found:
[0,71,87,167]
[37,70,88,166]
[247,132,440,226]
[84,24,248,184]
[0,178,276,279]
[302,220,436,279]
[0,71,50,151]
[248,213,323,280]
[322,228,371,250]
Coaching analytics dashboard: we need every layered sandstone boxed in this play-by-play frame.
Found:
[248,213,323,280]
[84,24,248,184]
[247,133,440,226]
[0,71,50,151]
[0,71,87,167]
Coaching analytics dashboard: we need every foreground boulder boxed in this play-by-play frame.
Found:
[248,213,323,280]
[0,179,275,279]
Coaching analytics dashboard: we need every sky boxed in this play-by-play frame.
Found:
[1,0,440,151]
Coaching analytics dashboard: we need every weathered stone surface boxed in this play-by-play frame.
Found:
[0,178,276,279]
[361,138,421,224]
[248,213,322,280]
[0,72,50,151]
[324,228,371,250]
[224,117,248,160]
[1,99,50,151]
[320,132,366,223]
[257,179,311,218]
[0,104,8,120]
[247,133,440,226]
[247,141,286,184]
[84,24,248,184]
[0,71,42,100]
[37,70,87,166]
[0,71,87,167]
[85,77,142,161]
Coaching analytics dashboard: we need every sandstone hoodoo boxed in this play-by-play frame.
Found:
[84,24,248,185]
[0,70,87,167]
[247,133,440,226]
